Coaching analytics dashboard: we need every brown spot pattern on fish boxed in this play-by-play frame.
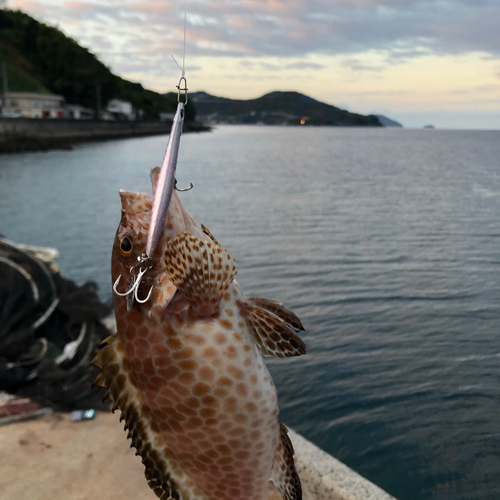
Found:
[112,295,281,500]
[164,232,237,316]
[270,424,302,500]
[201,224,221,248]
[240,303,307,358]
[108,186,305,500]
[92,336,202,500]
[247,297,305,333]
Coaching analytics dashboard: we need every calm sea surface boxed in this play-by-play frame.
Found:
[1,126,500,500]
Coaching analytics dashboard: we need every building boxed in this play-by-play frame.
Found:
[65,104,95,120]
[2,92,65,118]
[106,99,136,121]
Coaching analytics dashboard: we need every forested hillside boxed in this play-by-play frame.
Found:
[0,9,196,120]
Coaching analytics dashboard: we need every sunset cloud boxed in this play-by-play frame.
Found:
[10,0,500,59]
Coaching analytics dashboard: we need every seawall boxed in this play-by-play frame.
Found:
[0,117,209,153]
[288,428,396,500]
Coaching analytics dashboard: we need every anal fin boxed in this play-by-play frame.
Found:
[271,423,302,500]
[164,231,237,316]
[241,302,306,358]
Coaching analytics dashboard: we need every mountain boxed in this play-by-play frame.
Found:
[375,115,403,127]
[190,91,382,127]
[0,8,196,120]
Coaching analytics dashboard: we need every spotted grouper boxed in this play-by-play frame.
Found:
[93,167,306,500]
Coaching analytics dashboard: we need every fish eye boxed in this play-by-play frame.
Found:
[120,236,133,255]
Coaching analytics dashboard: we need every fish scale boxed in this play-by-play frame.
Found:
[94,169,305,500]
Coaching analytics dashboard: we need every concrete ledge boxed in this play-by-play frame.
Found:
[288,429,396,500]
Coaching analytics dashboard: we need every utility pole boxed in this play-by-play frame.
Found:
[1,61,8,115]
[96,84,101,120]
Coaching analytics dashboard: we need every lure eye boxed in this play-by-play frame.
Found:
[120,236,133,255]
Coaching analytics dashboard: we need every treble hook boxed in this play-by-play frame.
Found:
[113,266,153,311]
[174,178,193,192]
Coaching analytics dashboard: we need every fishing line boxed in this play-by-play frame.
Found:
[171,0,188,78]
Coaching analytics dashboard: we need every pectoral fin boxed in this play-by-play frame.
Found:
[248,297,304,332]
[271,423,302,500]
[241,302,306,358]
[164,231,237,316]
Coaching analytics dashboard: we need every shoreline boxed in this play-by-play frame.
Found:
[0,118,211,154]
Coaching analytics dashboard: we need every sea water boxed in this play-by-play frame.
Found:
[1,126,499,500]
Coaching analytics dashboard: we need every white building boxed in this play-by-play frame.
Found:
[2,92,65,118]
[65,104,95,120]
[106,99,136,120]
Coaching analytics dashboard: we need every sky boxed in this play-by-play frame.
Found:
[7,0,500,129]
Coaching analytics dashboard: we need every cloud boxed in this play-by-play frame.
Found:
[285,61,325,70]
[9,0,500,63]
[340,58,384,72]
[8,0,500,99]
[449,84,499,95]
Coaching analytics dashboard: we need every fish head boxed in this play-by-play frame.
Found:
[112,168,202,316]
[112,189,152,287]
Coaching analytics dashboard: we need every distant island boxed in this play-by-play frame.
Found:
[189,91,383,127]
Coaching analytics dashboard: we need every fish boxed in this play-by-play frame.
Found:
[93,166,306,500]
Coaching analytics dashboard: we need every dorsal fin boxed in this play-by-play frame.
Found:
[151,166,161,195]
[92,336,202,500]
[240,302,306,358]
[270,423,302,500]
[201,223,221,247]
[164,231,237,316]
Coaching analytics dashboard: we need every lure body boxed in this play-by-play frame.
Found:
[94,169,305,500]
[146,102,185,259]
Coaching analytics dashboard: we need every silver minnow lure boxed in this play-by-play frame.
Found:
[145,101,185,260]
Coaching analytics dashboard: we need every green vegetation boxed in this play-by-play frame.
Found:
[0,8,196,120]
